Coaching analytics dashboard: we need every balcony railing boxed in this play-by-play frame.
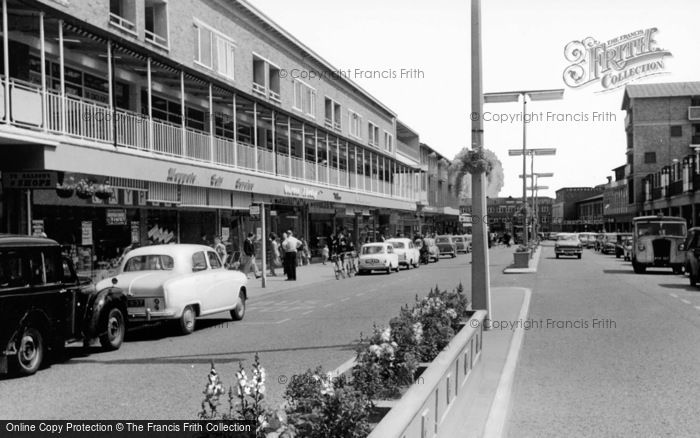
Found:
[269,89,281,103]
[109,13,137,34]
[145,29,169,49]
[0,77,418,202]
[252,82,266,96]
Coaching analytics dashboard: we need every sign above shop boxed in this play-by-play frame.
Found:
[249,205,261,217]
[166,168,197,185]
[210,174,224,187]
[2,171,57,189]
[235,179,255,191]
[283,184,321,200]
[106,209,127,226]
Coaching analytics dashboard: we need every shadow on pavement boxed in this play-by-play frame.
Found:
[658,283,699,291]
[602,269,634,275]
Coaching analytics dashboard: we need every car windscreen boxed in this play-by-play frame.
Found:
[389,241,405,249]
[124,255,175,271]
[558,235,578,241]
[436,237,449,243]
[361,246,385,255]
[453,237,464,242]
[636,222,687,237]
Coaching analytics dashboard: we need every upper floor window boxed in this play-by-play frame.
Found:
[194,20,236,80]
[384,131,393,153]
[254,55,281,102]
[145,0,169,49]
[110,0,137,34]
[368,122,379,147]
[349,110,362,139]
[670,125,682,137]
[293,80,316,117]
[644,152,656,164]
[324,97,341,131]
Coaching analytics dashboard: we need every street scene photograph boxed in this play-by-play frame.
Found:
[0,0,699,437]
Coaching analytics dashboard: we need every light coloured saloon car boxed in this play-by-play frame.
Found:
[358,242,400,275]
[96,244,248,335]
[386,238,421,269]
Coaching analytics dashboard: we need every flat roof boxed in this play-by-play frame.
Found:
[622,81,700,109]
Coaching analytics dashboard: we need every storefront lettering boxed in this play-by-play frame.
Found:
[284,184,320,200]
[210,174,224,187]
[235,179,254,191]
[166,168,196,185]
[147,225,175,244]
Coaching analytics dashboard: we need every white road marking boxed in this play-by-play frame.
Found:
[302,310,313,315]
[681,299,692,305]
[340,297,350,302]
[356,292,365,296]
[670,293,679,298]
[276,318,290,324]
[695,306,700,311]
[323,303,334,308]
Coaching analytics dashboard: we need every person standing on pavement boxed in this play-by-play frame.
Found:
[241,232,261,279]
[213,237,227,264]
[269,232,281,277]
[280,232,288,277]
[283,230,300,281]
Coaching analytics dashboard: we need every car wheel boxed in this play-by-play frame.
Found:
[632,260,646,274]
[11,326,44,376]
[577,254,582,259]
[231,290,246,321]
[99,307,125,351]
[452,253,456,258]
[556,254,559,259]
[673,266,683,275]
[179,306,196,335]
[690,274,697,287]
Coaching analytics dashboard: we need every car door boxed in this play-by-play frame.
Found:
[191,251,213,313]
[205,251,231,312]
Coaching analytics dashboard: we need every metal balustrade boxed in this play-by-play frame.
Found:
[0,78,417,200]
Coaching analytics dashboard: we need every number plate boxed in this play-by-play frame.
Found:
[127,299,145,308]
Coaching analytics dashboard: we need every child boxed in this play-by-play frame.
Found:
[321,244,329,265]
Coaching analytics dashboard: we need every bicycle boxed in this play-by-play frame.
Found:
[331,254,345,280]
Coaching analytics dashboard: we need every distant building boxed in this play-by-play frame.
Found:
[552,187,604,232]
[461,195,553,234]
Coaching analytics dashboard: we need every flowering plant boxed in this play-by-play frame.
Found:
[75,178,95,199]
[461,149,493,175]
[411,294,455,362]
[199,355,295,438]
[351,322,418,400]
[516,245,529,253]
[94,181,114,200]
[285,367,372,438]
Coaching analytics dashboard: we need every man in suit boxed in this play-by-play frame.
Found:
[241,232,261,279]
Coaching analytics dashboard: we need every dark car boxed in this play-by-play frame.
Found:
[0,234,128,376]
[435,236,457,258]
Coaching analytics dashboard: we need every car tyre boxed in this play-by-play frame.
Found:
[577,254,582,259]
[690,274,697,287]
[452,253,456,258]
[231,291,246,321]
[673,266,683,275]
[179,306,196,335]
[11,326,44,376]
[556,254,559,259]
[632,260,646,274]
[99,307,125,351]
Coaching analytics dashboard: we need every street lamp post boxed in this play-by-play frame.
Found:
[485,89,563,245]
[520,172,553,239]
[510,148,556,243]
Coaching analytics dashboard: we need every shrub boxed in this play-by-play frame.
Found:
[351,322,419,399]
[411,294,455,362]
[285,368,372,438]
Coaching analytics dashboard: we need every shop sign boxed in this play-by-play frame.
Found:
[2,171,57,189]
[283,184,321,200]
[131,223,140,243]
[166,168,196,185]
[81,221,93,246]
[32,220,44,236]
[459,214,472,223]
[106,209,127,226]
[235,179,255,191]
[148,225,174,244]
[249,205,261,217]
[210,174,224,187]
[362,209,371,216]
[270,210,277,217]
[138,192,147,206]
[221,227,230,242]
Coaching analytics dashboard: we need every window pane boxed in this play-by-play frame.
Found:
[192,252,208,270]
[201,29,212,67]
[207,252,222,268]
[193,26,200,62]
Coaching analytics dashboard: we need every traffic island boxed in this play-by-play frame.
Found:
[503,244,542,274]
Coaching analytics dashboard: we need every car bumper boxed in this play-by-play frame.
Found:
[127,309,177,321]
[555,248,582,255]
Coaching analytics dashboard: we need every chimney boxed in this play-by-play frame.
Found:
[606,176,612,183]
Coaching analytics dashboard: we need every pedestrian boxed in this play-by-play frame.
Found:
[280,232,288,277]
[301,237,311,265]
[241,232,261,279]
[269,232,281,277]
[213,236,227,263]
[321,243,329,265]
[282,230,300,281]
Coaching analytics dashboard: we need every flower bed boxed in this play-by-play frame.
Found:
[198,284,474,437]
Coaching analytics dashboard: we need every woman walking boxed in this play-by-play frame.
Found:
[269,233,281,277]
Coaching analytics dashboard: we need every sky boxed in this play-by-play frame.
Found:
[247,0,700,199]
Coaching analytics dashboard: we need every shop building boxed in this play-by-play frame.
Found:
[0,0,422,276]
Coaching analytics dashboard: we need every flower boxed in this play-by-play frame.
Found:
[381,327,391,342]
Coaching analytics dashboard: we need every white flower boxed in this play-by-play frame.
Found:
[447,309,458,319]
[381,327,391,342]
[369,344,382,357]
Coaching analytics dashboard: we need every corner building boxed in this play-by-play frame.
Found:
[0,0,424,275]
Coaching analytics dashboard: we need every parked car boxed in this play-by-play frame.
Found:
[601,233,619,255]
[96,244,247,335]
[683,227,700,286]
[422,238,440,263]
[386,238,420,269]
[631,216,687,274]
[555,233,583,259]
[615,233,633,258]
[0,234,128,376]
[452,235,470,254]
[358,242,400,275]
[578,232,597,249]
[435,235,457,258]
